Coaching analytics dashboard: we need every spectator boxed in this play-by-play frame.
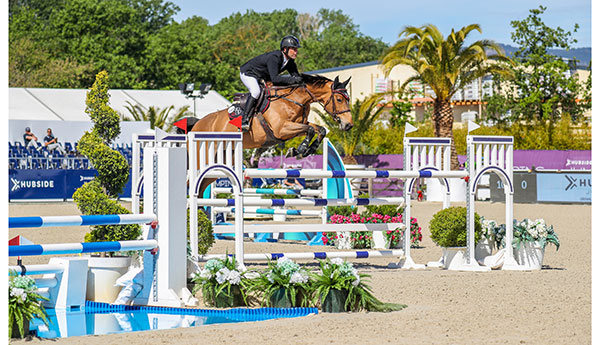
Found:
[43,128,66,155]
[23,127,39,149]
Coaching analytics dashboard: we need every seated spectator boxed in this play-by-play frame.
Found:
[43,128,66,155]
[23,127,39,149]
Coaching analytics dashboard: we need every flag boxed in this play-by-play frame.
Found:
[229,116,242,129]
[467,120,480,133]
[404,123,418,135]
[154,127,169,142]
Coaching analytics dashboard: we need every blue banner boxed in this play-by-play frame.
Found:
[9,169,133,200]
[9,169,65,199]
[536,172,591,203]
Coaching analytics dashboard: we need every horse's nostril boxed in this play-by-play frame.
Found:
[345,123,353,131]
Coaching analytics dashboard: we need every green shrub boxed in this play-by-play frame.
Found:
[78,131,129,196]
[73,180,141,244]
[188,209,214,255]
[429,206,483,247]
[327,205,354,217]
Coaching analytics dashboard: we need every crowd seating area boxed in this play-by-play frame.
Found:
[8,141,134,170]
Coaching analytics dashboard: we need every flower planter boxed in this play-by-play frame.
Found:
[269,288,293,308]
[86,256,132,303]
[475,238,493,265]
[514,241,545,270]
[335,231,352,250]
[214,286,244,308]
[272,206,287,222]
[321,289,348,313]
[442,247,467,269]
[11,318,30,338]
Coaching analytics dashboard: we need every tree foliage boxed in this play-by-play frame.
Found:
[380,23,513,168]
[484,5,591,147]
[9,2,387,99]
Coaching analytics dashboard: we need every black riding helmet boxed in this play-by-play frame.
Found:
[280,35,301,50]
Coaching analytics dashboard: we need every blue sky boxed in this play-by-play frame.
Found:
[170,0,591,48]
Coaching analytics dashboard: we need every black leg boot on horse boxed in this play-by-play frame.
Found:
[241,96,258,132]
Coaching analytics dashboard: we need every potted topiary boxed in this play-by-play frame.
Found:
[429,207,483,269]
[72,71,141,303]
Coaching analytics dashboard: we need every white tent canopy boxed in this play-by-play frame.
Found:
[9,87,232,145]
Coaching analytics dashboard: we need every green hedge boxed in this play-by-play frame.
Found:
[429,207,482,248]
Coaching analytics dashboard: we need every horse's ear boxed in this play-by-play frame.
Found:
[333,76,340,86]
[342,77,351,88]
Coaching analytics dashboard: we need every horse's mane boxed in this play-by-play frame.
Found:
[300,73,331,87]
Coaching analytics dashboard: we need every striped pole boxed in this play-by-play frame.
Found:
[199,249,405,261]
[195,197,405,207]
[213,187,322,197]
[244,169,468,179]
[8,264,65,276]
[9,239,158,257]
[9,214,156,229]
[213,207,322,216]
[213,223,403,234]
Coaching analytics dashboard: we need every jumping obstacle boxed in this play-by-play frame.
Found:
[181,132,522,271]
[8,214,159,310]
[130,130,522,271]
[9,132,199,310]
[213,187,322,197]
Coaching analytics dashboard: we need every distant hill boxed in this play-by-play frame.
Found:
[497,43,591,68]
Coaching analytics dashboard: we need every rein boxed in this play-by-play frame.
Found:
[269,83,350,122]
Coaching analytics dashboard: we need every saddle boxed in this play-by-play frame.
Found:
[227,87,271,120]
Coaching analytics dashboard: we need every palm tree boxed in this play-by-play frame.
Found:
[121,101,192,132]
[381,24,513,169]
[316,96,386,164]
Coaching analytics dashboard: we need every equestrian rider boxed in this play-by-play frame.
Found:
[239,35,303,132]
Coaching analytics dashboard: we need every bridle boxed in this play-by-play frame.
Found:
[270,82,351,122]
[320,85,351,122]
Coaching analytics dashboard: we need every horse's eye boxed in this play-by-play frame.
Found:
[337,98,342,103]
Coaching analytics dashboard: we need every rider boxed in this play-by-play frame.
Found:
[239,35,303,132]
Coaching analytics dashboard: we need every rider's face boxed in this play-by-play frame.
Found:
[286,47,298,60]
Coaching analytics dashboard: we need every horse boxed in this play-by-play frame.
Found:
[189,73,353,193]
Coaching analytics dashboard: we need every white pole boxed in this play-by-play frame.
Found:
[188,133,199,259]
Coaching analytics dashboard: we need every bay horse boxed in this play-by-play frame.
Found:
[190,74,352,157]
[189,73,352,193]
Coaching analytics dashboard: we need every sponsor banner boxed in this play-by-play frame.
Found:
[215,178,233,189]
[64,170,98,199]
[9,169,65,199]
[536,172,591,203]
[9,169,133,200]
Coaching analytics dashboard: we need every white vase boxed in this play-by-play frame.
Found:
[335,231,352,249]
[514,241,545,270]
[475,238,493,265]
[272,206,287,222]
[442,247,467,269]
[86,256,132,303]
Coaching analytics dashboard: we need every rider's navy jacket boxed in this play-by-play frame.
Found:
[240,50,299,85]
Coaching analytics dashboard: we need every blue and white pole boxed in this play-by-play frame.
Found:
[9,214,156,228]
[9,239,158,257]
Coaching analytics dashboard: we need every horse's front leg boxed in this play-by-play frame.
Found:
[277,122,313,157]
[303,124,327,157]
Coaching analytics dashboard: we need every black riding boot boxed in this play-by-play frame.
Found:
[241,96,258,132]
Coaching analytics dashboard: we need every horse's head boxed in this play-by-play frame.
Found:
[303,74,353,131]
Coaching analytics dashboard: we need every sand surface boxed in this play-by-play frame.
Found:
[9,201,591,344]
